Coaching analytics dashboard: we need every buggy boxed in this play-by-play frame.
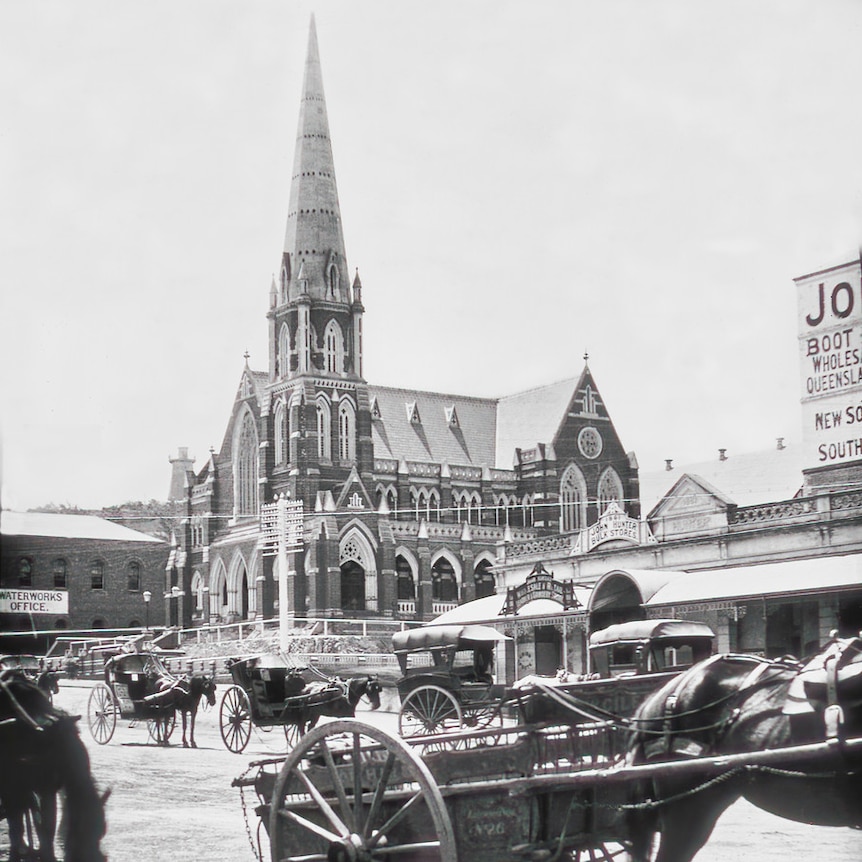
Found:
[392,624,509,736]
[86,649,181,744]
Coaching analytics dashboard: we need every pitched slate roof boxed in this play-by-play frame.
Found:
[1,511,166,543]
[639,442,806,514]
[368,385,498,467]
[495,377,577,469]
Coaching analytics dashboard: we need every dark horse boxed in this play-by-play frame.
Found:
[624,635,862,862]
[36,669,61,704]
[0,671,107,862]
[282,675,382,737]
[148,673,217,747]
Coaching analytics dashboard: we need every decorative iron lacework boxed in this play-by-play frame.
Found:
[830,490,862,511]
[729,498,815,525]
[507,535,576,558]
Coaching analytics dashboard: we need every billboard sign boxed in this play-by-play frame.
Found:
[796,258,862,470]
[0,588,69,615]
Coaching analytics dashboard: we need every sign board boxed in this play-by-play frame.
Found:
[260,495,304,556]
[503,562,581,615]
[0,588,69,615]
[795,258,862,469]
[573,501,652,553]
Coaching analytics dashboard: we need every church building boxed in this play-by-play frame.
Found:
[170,19,640,629]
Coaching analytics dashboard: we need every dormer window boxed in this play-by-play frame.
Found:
[445,405,459,428]
[406,401,421,424]
[370,396,381,419]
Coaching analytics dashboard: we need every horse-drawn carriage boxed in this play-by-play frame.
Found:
[86,648,216,746]
[392,625,509,737]
[0,654,60,703]
[233,628,862,862]
[219,654,382,754]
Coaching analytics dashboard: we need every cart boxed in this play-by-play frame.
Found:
[392,625,509,737]
[514,619,716,726]
[234,708,862,862]
[86,650,180,744]
[219,654,381,754]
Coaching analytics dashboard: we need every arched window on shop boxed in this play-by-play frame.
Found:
[560,464,587,532]
[431,557,458,603]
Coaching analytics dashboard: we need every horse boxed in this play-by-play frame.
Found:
[0,670,107,862]
[174,674,217,748]
[36,669,61,704]
[281,674,382,737]
[146,672,217,748]
[623,635,862,862]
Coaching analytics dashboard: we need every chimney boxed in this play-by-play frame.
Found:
[718,449,727,461]
[665,459,674,471]
[776,437,785,450]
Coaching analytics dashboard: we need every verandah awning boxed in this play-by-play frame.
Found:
[645,554,862,607]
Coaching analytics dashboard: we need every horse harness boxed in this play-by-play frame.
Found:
[643,654,799,761]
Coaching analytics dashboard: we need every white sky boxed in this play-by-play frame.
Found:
[2,0,862,512]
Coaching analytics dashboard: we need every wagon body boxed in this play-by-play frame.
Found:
[517,619,716,724]
[0,654,42,680]
[225,655,320,726]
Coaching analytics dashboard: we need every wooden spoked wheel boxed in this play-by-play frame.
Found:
[269,719,457,862]
[87,683,118,745]
[147,711,176,745]
[283,722,303,750]
[565,842,629,861]
[220,685,253,753]
[398,685,463,737]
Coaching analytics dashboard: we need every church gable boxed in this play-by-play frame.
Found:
[334,465,375,513]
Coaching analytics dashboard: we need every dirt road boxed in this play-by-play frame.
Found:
[9,681,861,861]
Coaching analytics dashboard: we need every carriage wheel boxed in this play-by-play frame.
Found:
[269,719,457,862]
[564,842,629,860]
[87,683,118,745]
[147,711,176,745]
[220,685,253,753]
[398,685,463,738]
[284,722,303,750]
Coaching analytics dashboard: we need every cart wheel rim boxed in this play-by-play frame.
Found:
[399,685,463,738]
[270,719,457,862]
[220,686,252,753]
[87,684,117,745]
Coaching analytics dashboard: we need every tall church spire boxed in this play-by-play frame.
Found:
[281,16,349,303]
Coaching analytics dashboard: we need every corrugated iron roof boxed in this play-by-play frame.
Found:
[0,511,165,543]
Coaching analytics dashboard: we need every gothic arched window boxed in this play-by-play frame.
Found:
[278,323,291,378]
[324,320,344,374]
[338,398,355,461]
[560,463,588,532]
[431,557,458,603]
[274,401,288,465]
[234,410,259,516]
[598,467,624,513]
[316,398,332,460]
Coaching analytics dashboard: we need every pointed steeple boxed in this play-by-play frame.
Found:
[282,16,349,303]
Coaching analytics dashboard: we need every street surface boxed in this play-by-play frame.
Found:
[7,681,860,862]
